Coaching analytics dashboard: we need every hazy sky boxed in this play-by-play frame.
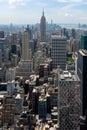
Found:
[0,0,87,24]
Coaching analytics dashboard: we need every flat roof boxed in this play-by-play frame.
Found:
[79,50,87,56]
[59,70,80,81]
[51,35,66,39]
[0,95,4,98]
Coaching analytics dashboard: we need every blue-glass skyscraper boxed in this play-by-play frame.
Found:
[81,35,87,50]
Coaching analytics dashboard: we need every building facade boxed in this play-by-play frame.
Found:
[0,38,6,61]
[16,30,33,79]
[58,70,80,130]
[3,96,15,125]
[22,30,30,60]
[77,50,87,116]
[80,35,87,50]
[51,35,67,69]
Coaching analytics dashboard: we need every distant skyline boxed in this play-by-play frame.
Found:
[0,0,87,24]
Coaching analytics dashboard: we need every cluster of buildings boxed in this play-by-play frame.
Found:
[0,10,87,130]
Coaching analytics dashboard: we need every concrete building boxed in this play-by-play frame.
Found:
[51,35,67,69]
[3,96,15,125]
[67,39,80,53]
[49,88,58,108]
[16,60,33,79]
[16,30,33,79]
[22,30,30,60]
[0,38,6,61]
[58,70,80,130]
[0,95,4,126]
[0,67,6,82]
[39,63,49,80]
[4,48,10,63]
[11,33,18,45]
[0,49,2,65]
[38,96,47,118]
[7,80,20,95]
[34,51,46,73]
[15,94,23,114]
[40,10,46,42]
[12,54,18,66]
[6,68,16,82]
[29,40,35,56]
[32,89,39,114]
[0,31,4,38]
[0,80,20,96]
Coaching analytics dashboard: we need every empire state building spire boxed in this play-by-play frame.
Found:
[43,9,44,16]
[40,10,46,42]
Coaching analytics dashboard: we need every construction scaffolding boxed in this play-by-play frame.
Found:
[58,70,80,130]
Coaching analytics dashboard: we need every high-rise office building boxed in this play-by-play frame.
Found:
[72,28,76,39]
[40,10,46,42]
[22,30,30,60]
[11,33,18,55]
[26,25,33,40]
[32,89,39,114]
[16,30,33,79]
[51,35,66,69]
[0,49,2,65]
[77,50,87,116]
[3,96,15,125]
[0,38,6,61]
[38,97,46,118]
[11,33,18,45]
[0,31,4,38]
[80,35,87,50]
[58,70,80,130]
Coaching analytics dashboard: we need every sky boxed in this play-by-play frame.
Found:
[0,0,87,24]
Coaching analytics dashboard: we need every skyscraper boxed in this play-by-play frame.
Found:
[22,30,29,60]
[0,31,4,38]
[77,50,87,116]
[40,10,46,42]
[0,38,6,61]
[58,70,80,130]
[16,30,33,79]
[11,33,18,45]
[80,35,87,50]
[51,35,66,69]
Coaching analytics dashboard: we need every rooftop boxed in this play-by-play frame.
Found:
[59,70,80,81]
[79,49,87,56]
[51,35,66,39]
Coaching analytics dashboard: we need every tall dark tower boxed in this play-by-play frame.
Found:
[81,35,87,50]
[77,50,87,116]
[40,10,46,42]
[77,50,87,130]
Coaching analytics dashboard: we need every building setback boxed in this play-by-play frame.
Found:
[16,29,33,79]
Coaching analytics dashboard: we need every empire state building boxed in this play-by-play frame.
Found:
[40,10,46,42]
